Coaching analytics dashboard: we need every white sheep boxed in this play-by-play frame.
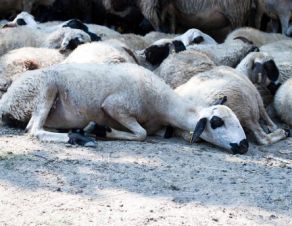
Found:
[235,51,281,105]
[0,47,66,98]
[4,11,117,41]
[154,50,216,88]
[260,40,292,83]
[274,78,292,127]
[0,26,91,56]
[63,39,138,64]
[174,66,289,145]
[0,63,248,153]
[143,31,177,45]
[225,27,290,47]
[180,39,257,67]
[143,28,217,66]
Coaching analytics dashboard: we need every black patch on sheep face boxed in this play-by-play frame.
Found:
[16,18,27,26]
[267,82,282,95]
[210,116,224,129]
[192,36,204,44]
[145,44,170,65]
[66,38,84,50]
[172,40,186,53]
[263,60,279,82]
[62,19,101,42]
[1,113,27,129]
[164,126,174,139]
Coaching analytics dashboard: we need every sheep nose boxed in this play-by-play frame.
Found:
[230,139,249,155]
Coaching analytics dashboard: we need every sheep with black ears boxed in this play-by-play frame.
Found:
[260,40,292,83]
[0,26,91,56]
[174,66,288,145]
[153,49,287,145]
[142,28,217,67]
[0,63,248,154]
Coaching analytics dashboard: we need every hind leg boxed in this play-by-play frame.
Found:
[246,120,288,145]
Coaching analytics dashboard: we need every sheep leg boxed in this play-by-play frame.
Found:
[279,14,290,35]
[101,100,147,141]
[25,86,69,143]
[246,120,287,145]
[259,104,278,132]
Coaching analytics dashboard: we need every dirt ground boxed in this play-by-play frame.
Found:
[0,126,291,226]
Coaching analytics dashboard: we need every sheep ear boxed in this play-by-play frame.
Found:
[263,60,279,82]
[213,96,227,105]
[191,118,207,144]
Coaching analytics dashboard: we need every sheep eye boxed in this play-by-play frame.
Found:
[210,116,224,129]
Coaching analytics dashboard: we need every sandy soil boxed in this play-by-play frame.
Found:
[0,126,291,226]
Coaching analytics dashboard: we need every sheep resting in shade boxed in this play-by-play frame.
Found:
[0,63,248,154]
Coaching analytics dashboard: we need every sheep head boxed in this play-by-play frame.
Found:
[192,103,248,154]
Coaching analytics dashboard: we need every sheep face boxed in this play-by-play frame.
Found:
[144,40,186,65]
[58,29,91,51]
[250,53,281,94]
[3,12,37,28]
[194,105,248,154]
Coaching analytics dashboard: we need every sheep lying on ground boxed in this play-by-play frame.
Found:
[154,50,216,88]
[260,40,292,83]
[63,40,138,64]
[0,47,66,98]
[0,63,248,153]
[174,66,288,145]
[274,79,292,127]
[188,39,257,67]
[225,27,290,46]
[143,28,217,67]
[0,27,91,56]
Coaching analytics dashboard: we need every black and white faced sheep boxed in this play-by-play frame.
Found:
[143,28,217,67]
[0,27,91,56]
[174,66,289,145]
[0,63,248,153]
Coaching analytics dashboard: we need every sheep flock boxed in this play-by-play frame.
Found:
[0,1,292,225]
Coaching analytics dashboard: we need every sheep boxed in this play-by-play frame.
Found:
[0,47,66,99]
[225,27,290,47]
[0,63,248,153]
[260,40,292,83]
[174,66,289,145]
[254,0,292,36]
[187,39,257,67]
[3,12,104,41]
[274,78,292,127]
[142,28,217,67]
[0,27,91,56]
[63,40,138,64]
[154,50,216,88]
